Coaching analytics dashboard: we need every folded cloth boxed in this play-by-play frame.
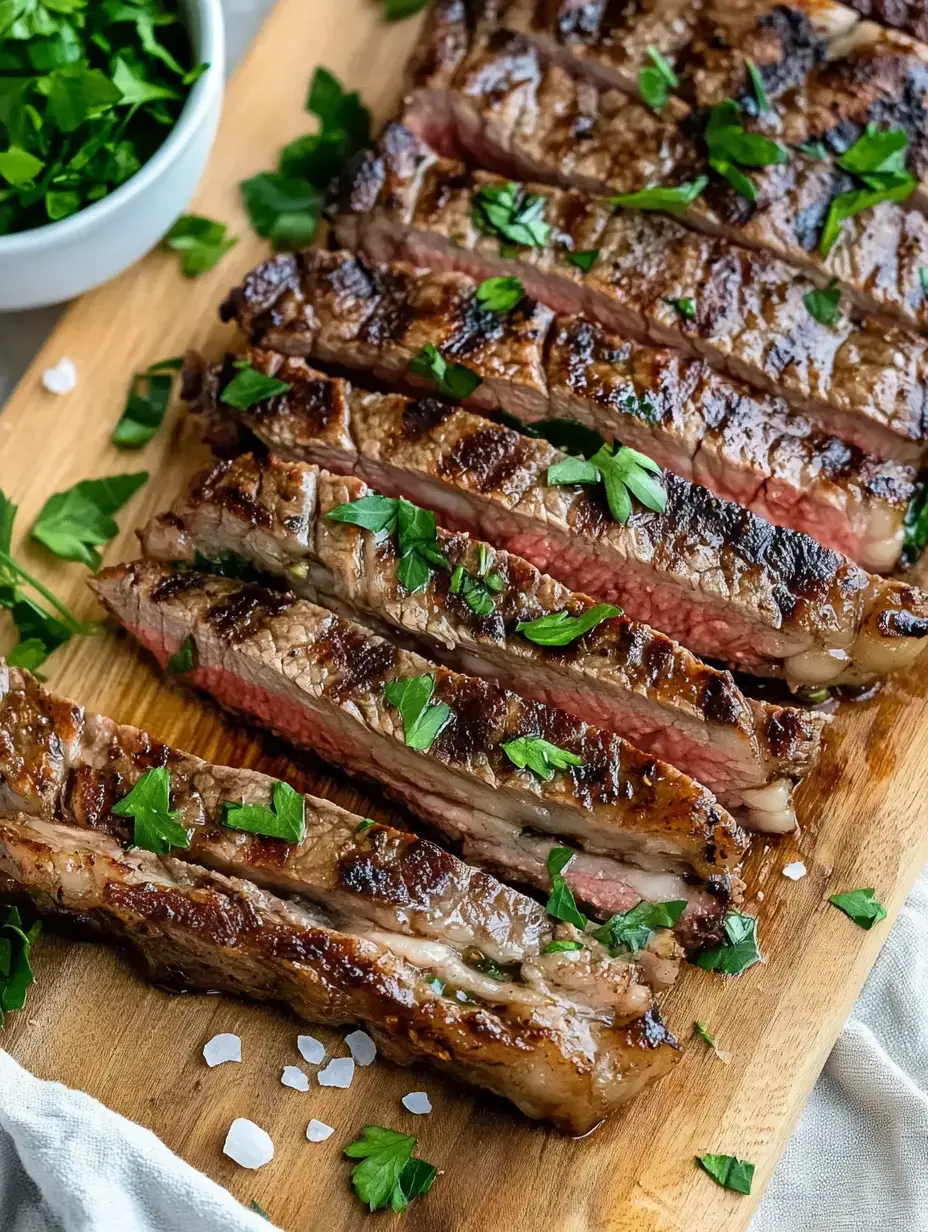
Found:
[752,866,928,1231]
[0,1051,274,1232]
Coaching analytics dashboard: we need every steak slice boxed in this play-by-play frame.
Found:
[0,659,677,1004]
[0,813,679,1131]
[328,124,928,464]
[140,452,826,831]
[186,351,928,686]
[847,0,928,42]
[90,559,748,936]
[222,247,915,572]
[403,25,928,335]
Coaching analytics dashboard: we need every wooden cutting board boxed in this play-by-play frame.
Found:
[3,2,927,1227]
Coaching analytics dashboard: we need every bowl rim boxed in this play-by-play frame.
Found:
[0,0,225,256]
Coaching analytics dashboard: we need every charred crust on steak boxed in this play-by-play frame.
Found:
[220,253,301,327]
[626,1004,680,1052]
[337,831,456,909]
[438,423,535,491]
[700,672,747,728]
[191,459,274,529]
[206,585,295,642]
[313,619,400,698]
[151,568,212,603]
[401,396,457,439]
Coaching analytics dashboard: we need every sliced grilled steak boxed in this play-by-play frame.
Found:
[0,813,679,1130]
[91,559,748,937]
[0,659,677,1003]
[187,351,928,686]
[140,453,826,830]
[847,0,928,43]
[403,25,928,334]
[223,248,915,572]
[328,127,928,464]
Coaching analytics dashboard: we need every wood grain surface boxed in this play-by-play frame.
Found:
[3,2,926,1228]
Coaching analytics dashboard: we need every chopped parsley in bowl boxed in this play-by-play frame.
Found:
[0,0,209,236]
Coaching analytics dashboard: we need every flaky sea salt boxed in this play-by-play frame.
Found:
[317,1057,355,1089]
[345,1030,376,1067]
[297,1034,326,1065]
[306,1119,335,1143]
[223,1119,274,1169]
[783,861,807,881]
[203,1034,241,1067]
[41,357,77,395]
[281,1066,310,1091]
[401,1091,432,1115]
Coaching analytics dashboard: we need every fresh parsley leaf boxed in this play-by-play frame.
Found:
[610,176,707,213]
[31,471,148,569]
[547,443,667,523]
[828,887,887,930]
[496,411,605,458]
[111,766,191,855]
[163,214,237,277]
[744,59,768,113]
[248,1201,270,1221]
[566,248,599,272]
[0,906,41,1028]
[545,846,588,929]
[697,1154,755,1195]
[838,124,909,177]
[592,899,687,955]
[664,295,696,320]
[383,0,432,19]
[462,946,509,980]
[516,602,620,646]
[803,279,841,327]
[694,1021,717,1048]
[903,483,928,566]
[355,817,377,835]
[693,912,761,975]
[223,780,307,843]
[384,673,452,751]
[112,357,181,447]
[503,736,583,781]
[638,45,678,112]
[221,360,291,411]
[240,172,321,250]
[542,939,585,953]
[705,99,788,200]
[344,1126,437,1213]
[472,181,551,247]
[475,275,524,313]
[326,493,450,593]
[449,543,505,617]
[166,635,197,674]
[408,343,482,400]
[325,493,399,533]
[819,173,916,256]
[192,550,262,582]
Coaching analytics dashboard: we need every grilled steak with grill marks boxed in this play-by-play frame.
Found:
[0,812,679,1131]
[91,559,748,939]
[328,126,928,464]
[0,659,678,1003]
[186,350,928,685]
[222,247,915,572]
[139,453,826,830]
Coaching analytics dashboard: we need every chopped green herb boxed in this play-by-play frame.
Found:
[795,685,831,704]
[463,946,508,981]
[496,411,605,458]
[817,125,916,255]
[220,360,291,411]
[516,602,621,646]
[838,125,909,177]
[166,635,197,675]
[0,906,41,1028]
[592,899,687,955]
[472,181,551,247]
[449,544,505,617]
[31,471,148,569]
[829,887,887,930]
[343,1126,437,1213]
[112,357,182,448]
[797,140,828,160]
[745,59,769,113]
[542,939,585,953]
[693,912,761,975]
[502,736,583,781]
[163,214,237,276]
[223,780,307,844]
[545,847,588,929]
[705,99,788,201]
[610,176,707,213]
[694,1021,717,1048]
[566,248,599,272]
[192,550,261,582]
[355,818,377,835]
[111,767,191,855]
[476,276,524,313]
[697,1153,755,1195]
[383,0,431,18]
[326,493,450,593]
[664,295,696,320]
[547,443,667,523]
[903,484,928,565]
[639,45,678,112]
[240,173,321,250]
[248,1201,270,1221]
[803,279,841,327]
[409,342,482,401]
[0,1,208,237]
[920,267,928,296]
[428,977,445,995]
[384,673,452,751]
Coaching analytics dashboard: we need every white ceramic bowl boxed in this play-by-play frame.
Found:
[0,0,225,312]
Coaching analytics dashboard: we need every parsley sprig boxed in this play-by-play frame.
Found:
[638,46,678,112]
[705,99,788,202]
[0,906,41,1028]
[112,357,182,448]
[592,899,687,955]
[503,736,583,781]
[697,1153,755,1195]
[326,492,450,593]
[111,766,191,855]
[220,359,291,411]
[409,343,482,400]
[472,181,551,248]
[545,847,587,929]
[31,472,148,569]
[163,214,237,277]
[449,543,505,617]
[819,124,917,256]
[344,1126,437,1213]
[384,673,452,751]
[610,177,707,213]
[223,780,306,843]
[547,443,666,523]
[693,912,761,975]
[475,276,524,313]
[516,603,620,646]
[829,887,887,930]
